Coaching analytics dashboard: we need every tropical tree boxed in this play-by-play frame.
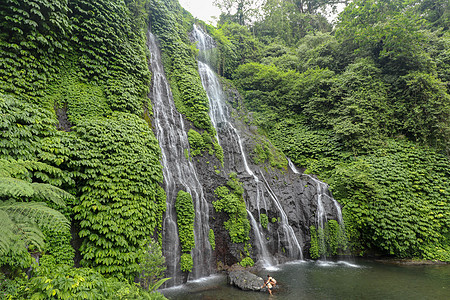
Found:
[0,159,71,269]
[214,0,264,25]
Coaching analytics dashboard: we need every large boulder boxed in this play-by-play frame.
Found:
[228,270,264,291]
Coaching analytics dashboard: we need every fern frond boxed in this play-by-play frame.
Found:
[0,159,73,186]
[0,177,34,198]
[0,159,30,178]
[0,177,72,206]
[0,210,16,255]
[0,201,70,231]
[31,182,74,206]
[14,220,45,252]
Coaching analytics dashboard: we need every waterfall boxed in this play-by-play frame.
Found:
[247,209,274,267]
[148,31,212,286]
[288,158,347,258]
[193,25,303,264]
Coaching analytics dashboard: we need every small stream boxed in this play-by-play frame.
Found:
[161,259,449,299]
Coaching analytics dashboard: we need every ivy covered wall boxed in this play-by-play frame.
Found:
[0,0,169,298]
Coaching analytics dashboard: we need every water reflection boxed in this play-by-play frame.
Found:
[162,259,449,300]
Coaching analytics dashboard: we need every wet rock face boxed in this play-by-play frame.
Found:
[191,88,343,264]
[228,270,264,291]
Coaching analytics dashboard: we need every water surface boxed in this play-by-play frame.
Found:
[161,259,449,300]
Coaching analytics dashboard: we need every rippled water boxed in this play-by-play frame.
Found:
[161,259,449,300]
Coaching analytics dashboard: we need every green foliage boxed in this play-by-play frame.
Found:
[330,140,449,261]
[6,256,167,300]
[0,0,71,100]
[238,256,254,267]
[44,74,112,125]
[188,129,215,157]
[0,158,71,270]
[309,220,348,259]
[209,229,216,251]
[213,173,250,244]
[180,253,193,273]
[254,0,332,45]
[233,62,335,129]
[295,33,345,73]
[260,213,268,229]
[67,0,151,115]
[210,22,261,78]
[0,0,165,285]
[0,94,58,161]
[397,71,450,149]
[69,112,165,279]
[252,138,287,169]
[0,200,70,269]
[337,0,431,74]
[140,239,166,291]
[0,0,151,112]
[309,225,320,259]
[175,190,196,254]
[326,58,392,151]
[188,129,205,156]
[149,0,213,131]
[186,127,224,164]
[42,228,74,266]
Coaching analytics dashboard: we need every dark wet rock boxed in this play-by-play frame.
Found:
[228,270,264,291]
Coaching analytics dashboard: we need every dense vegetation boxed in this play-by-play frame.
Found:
[214,172,249,244]
[175,191,195,272]
[1,0,449,298]
[212,0,449,261]
[0,0,169,298]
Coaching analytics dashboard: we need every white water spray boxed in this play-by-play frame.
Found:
[193,25,303,263]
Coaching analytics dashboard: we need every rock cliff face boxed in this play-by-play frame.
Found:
[189,82,341,266]
[150,26,343,287]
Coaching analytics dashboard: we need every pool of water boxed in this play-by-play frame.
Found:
[161,259,449,300]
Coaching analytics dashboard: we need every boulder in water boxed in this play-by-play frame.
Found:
[227,270,264,291]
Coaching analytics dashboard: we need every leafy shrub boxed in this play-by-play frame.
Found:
[331,139,449,260]
[180,253,193,273]
[209,229,216,251]
[309,226,320,259]
[175,191,195,253]
[8,256,167,300]
[140,239,166,291]
[213,173,250,244]
[260,213,268,229]
[239,257,254,267]
[69,112,165,279]
[188,129,206,156]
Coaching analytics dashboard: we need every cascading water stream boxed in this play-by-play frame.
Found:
[148,31,212,286]
[288,158,347,258]
[246,209,274,267]
[193,25,303,263]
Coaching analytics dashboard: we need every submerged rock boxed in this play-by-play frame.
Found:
[228,270,264,291]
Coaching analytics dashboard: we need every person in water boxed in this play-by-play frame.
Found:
[262,275,277,295]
